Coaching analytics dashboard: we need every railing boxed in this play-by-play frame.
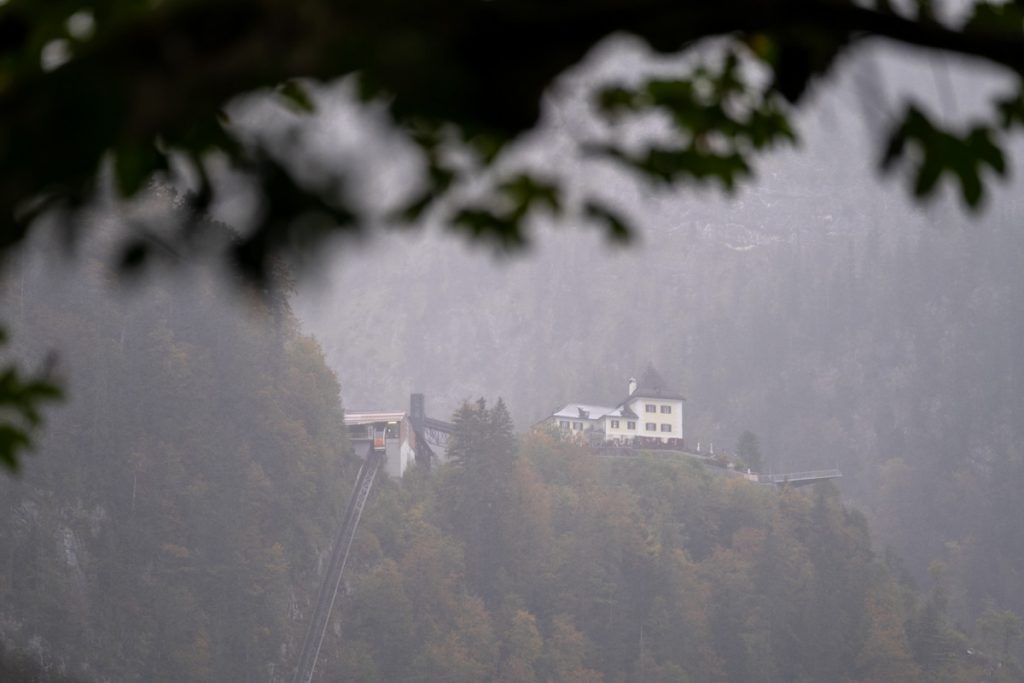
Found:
[587,445,842,486]
[292,451,384,683]
[759,469,842,484]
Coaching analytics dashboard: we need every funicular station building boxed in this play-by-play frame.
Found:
[344,393,454,478]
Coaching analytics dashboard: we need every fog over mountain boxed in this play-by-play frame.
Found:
[295,43,1024,618]
[3,33,1024,683]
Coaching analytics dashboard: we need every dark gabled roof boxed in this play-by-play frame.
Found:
[616,389,687,405]
[540,367,684,424]
[616,365,686,405]
[627,386,687,402]
[640,365,668,392]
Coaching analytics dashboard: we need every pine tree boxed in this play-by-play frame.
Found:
[441,398,519,604]
[908,563,960,680]
[736,430,762,472]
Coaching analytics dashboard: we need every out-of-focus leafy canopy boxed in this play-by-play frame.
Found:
[0,328,61,473]
[1,0,1023,470]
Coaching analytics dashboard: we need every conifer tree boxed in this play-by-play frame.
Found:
[736,430,763,472]
[441,397,518,604]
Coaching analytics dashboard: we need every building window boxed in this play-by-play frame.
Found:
[559,420,569,430]
[661,424,671,432]
[660,405,672,414]
[573,422,583,430]
[627,421,636,430]
[347,424,370,438]
[645,404,656,413]
[611,420,620,429]
[646,422,657,431]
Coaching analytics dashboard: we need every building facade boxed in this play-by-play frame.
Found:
[548,371,686,448]
[344,394,454,477]
[344,411,418,478]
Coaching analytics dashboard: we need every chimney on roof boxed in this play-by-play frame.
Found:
[628,377,637,396]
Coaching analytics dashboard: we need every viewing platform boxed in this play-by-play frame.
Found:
[593,444,841,487]
[747,469,843,487]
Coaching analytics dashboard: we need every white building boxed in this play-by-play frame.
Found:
[548,370,686,448]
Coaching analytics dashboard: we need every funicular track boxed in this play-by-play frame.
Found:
[292,450,384,683]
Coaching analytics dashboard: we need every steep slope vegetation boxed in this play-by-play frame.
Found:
[328,402,1015,683]
[298,170,1024,631]
[0,232,353,682]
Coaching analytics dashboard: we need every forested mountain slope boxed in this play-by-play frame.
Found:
[298,136,1024,634]
[0,229,354,682]
[325,401,1019,683]
[1,219,1020,681]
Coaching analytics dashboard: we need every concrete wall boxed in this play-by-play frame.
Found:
[624,397,684,443]
[604,415,640,441]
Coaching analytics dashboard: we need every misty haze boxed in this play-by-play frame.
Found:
[2,4,1024,683]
